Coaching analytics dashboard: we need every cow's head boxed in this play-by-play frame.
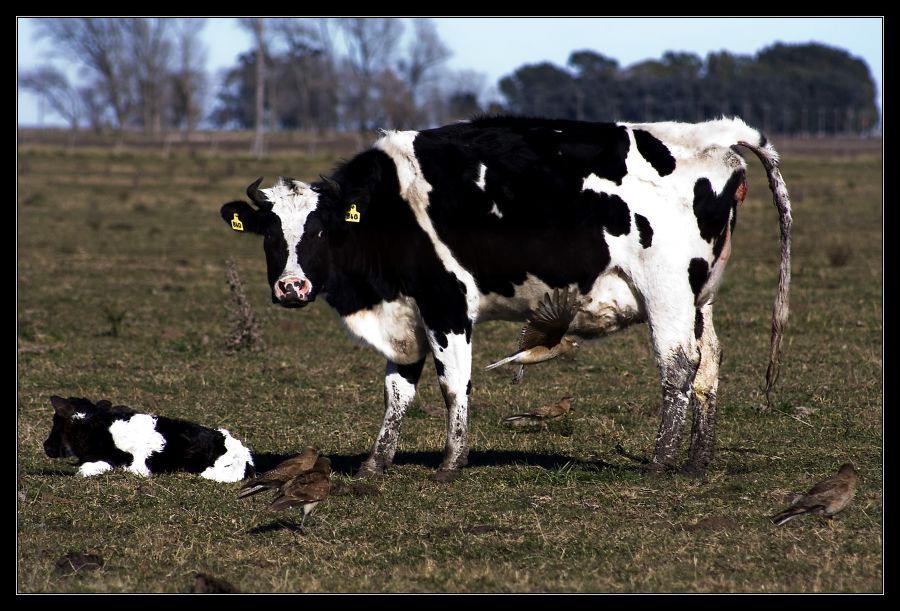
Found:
[44,396,111,460]
[220,177,332,308]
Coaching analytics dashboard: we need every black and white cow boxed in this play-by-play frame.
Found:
[221,116,791,481]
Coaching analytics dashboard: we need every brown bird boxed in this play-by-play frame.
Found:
[486,287,580,384]
[237,446,318,499]
[268,456,332,527]
[771,462,859,527]
[503,396,575,426]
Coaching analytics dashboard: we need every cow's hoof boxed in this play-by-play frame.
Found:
[680,462,709,478]
[429,469,461,484]
[354,463,384,479]
[644,461,675,477]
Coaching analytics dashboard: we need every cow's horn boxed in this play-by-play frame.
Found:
[246,177,271,209]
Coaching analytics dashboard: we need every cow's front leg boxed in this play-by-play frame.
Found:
[357,358,427,478]
[427,325,473,483]
[646,295,701,474]
[683,303,721,476]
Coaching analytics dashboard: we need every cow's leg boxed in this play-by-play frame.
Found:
[356,357,427,478]
[683,303,721,476]
[645,292,701,474]
[427,325,473,483]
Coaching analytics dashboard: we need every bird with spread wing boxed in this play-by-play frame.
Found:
[486,287,579,384]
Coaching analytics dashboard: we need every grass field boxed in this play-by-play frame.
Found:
[17,140,882,592]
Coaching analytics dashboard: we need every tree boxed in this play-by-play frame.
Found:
[33,18,133,131]
[20,66,83,130]
[169,19,208,138]
[239,18,268,157]
[338,18,404,131]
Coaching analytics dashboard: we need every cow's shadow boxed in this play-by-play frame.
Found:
[251,450,631,476]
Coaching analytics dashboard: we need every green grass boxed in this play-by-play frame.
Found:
[17,143,882,592]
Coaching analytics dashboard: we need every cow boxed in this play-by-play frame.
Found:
[220,116,791,482]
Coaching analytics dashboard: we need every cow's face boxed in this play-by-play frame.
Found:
[221,178,331,308]
[44,396,108,460]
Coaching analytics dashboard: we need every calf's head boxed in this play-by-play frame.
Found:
[221,177,332,308]
[44,396,112,461]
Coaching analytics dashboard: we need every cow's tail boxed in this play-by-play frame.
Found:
[738,139,792,408]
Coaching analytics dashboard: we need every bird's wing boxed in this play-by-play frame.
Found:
[277,472,331,504]
[803,475,849,501]
[237,451,319,498]
[518,287,578,350]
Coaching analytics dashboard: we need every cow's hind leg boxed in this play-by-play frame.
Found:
[646,292,701,474]
[428,326,473,483]
[683,303,721,476]
[357,358,427,478]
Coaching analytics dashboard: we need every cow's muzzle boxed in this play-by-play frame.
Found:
[274,277,312,308]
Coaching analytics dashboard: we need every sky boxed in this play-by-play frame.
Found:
[17,17,883,127]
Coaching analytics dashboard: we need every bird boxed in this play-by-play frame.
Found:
[771,462,859,528]
[503,396,575,426]
[267,455,332,527]
[237,446,319,499]
[486,287,580,384]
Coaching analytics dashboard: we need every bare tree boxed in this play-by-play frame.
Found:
[169,18,208,139]
[33,18,133,131]
[124,18,173,133]
[339,18,403,131]
[401,19,451,104]
[20,66,83,130]
[239,18,268,158]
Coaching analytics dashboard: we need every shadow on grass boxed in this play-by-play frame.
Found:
[247,520,307,535]
[252,450,637,477]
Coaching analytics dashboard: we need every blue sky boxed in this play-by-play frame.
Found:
[17,17,883,127]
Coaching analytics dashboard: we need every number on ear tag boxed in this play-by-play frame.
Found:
[231,213,244,231]
[345,204,361,223]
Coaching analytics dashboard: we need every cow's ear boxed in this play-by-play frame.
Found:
[220,201,261,234]
[50,396,75,418]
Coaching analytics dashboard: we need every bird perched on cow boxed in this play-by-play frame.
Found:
[238,447,331,527]
[486,288,579,384]
[503,396,575,426]
[771,462,858,528]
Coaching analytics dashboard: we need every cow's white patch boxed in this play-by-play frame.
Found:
[72,412,86,421]
[109,414,166,477]
[342,296,427,364]
[200,429,254,483]
[375,131,481,316]
[429,330,471,468]
[78,461,113,477]
[489,203,503,218]
[475,163,487,191]
[582,174,619,194]
[263,179,320,286]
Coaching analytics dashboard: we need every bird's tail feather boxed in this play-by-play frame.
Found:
[771,506,817,525]
[237,481,277,499]
[486,352,520,370]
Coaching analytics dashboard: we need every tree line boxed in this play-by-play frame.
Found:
[22,18,879,144]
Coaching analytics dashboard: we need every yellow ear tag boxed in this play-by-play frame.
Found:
[231,213,244,231]
[345,204,361,223]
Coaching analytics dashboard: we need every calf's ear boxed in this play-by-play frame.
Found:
[50,396,75,418]
[220,201,262,234]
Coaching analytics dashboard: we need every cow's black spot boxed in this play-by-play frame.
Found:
[693,171,745,244]
[633,129,676,176]
[694,309,704,340]
[433,357,446,379]
[688,258,709,300]
[635,213,653,248]
[396,359,426,387]
[466,380,472,396]
[759,133,768,148]
[147,418,226,474]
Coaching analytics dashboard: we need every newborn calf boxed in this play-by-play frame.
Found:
[43,396,253,482]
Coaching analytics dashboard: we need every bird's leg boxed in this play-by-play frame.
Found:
[511,364,525,385]
[357,358,426,479]
[684,304,720,477]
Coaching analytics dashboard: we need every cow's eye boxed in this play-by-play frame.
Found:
[317,230,324,238]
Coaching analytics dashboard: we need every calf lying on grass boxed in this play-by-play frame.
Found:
[43,396,254,482]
